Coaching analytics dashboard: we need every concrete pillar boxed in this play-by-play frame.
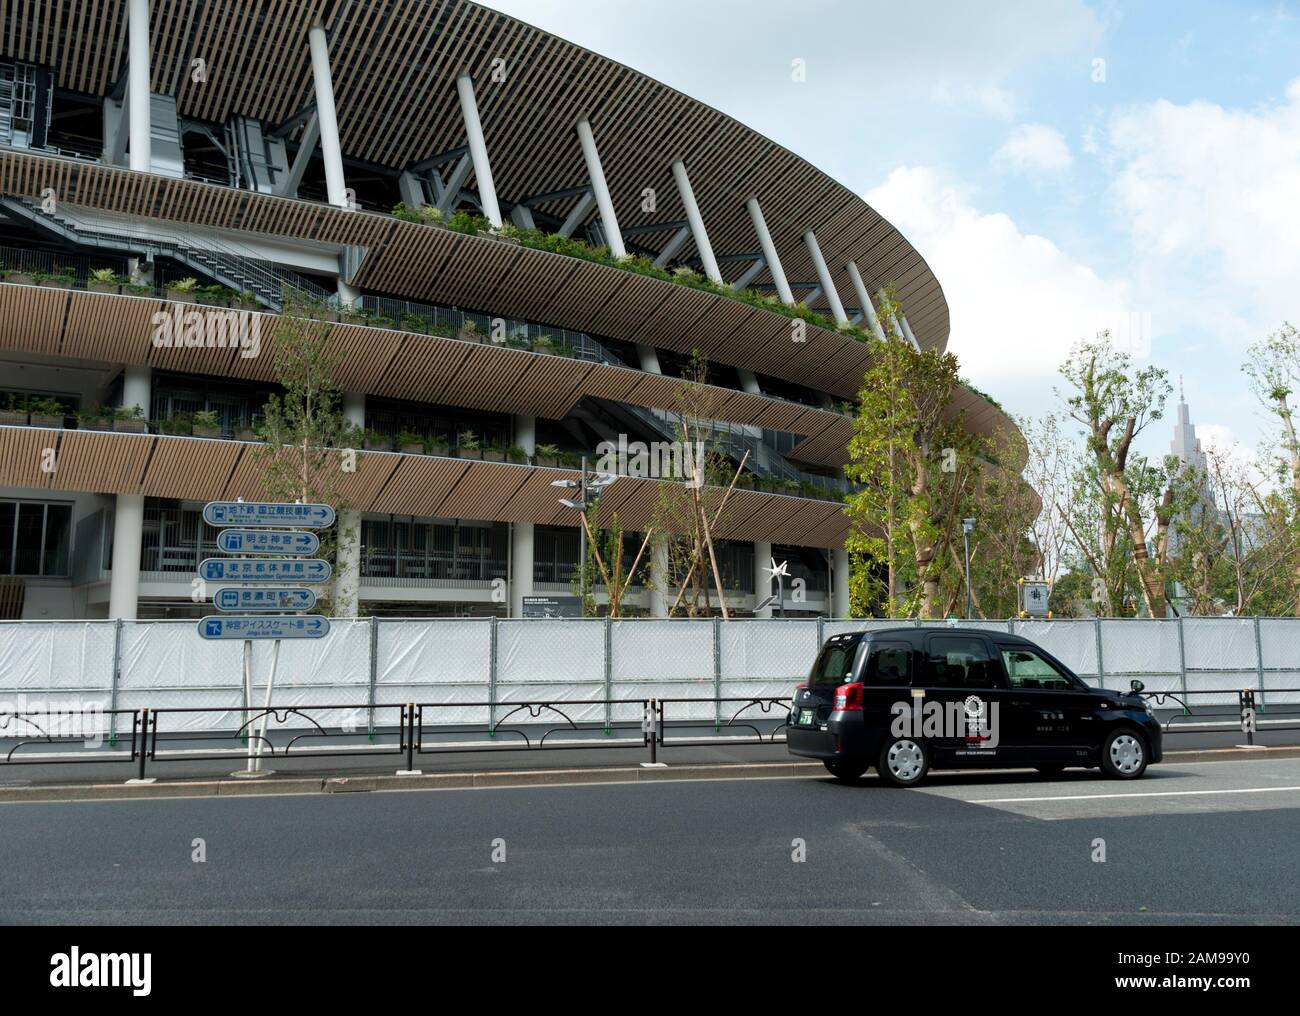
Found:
[737,369,762,396]
[333,392,365,617]
[127,0,151,173]
[511,414,536,619]
[754,541,773,619]
[576,119,625,258]
[308,25,349,210]
[109,364,151,620]
[745,197,794,305]
[456,74,502,228]
[834,547,851,619]
[671,160,722,283]
[337,279,360,310]
[108,495,145,620]
[846,261,886,341]
[637,344,661,375]
[803,231,848,325]
[123,364,151,415]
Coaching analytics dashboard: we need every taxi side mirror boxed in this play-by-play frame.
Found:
[1130,679,1145,694]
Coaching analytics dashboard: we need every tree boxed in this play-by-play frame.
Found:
[1244,322,1300,614]
[650,352,749,618]
[844,289,980,618]
[254,318,357,614]
[570,498,653,618]
[1058,333,1176,617]
[1018,413,1077,584]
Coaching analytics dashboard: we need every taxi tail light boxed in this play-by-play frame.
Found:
[834,682,864,712]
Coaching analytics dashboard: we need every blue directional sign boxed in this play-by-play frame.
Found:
[213,587,317,612]
[216,529,320,556]
[197,615,331,640]
[199,557,333,584]
[202,501,336,529]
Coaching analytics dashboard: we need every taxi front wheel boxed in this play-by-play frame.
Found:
[1099,728,1148,779]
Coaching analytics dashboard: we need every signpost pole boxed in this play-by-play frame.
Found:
[251,639,281,773]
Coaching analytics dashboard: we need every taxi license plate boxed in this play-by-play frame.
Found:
[799,709,814,726]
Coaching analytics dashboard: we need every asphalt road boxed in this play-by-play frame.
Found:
[2,757,1298,924]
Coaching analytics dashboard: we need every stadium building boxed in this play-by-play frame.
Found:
[0,0,1017,620]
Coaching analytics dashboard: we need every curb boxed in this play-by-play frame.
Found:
[1,746,1297,804]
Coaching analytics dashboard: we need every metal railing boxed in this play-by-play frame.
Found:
[7,686,1296,780]
[0,197,331,310]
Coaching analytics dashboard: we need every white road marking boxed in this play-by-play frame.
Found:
[972,785,1300,804]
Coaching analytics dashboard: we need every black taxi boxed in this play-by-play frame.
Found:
[787,627,1161,786]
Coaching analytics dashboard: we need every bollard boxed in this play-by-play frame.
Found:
[137,708,149,781]
[406,704,416,771]
[1240,689,1256,747]
[643,699,658,765]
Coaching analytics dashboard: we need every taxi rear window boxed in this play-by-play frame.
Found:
[809,637,861,686]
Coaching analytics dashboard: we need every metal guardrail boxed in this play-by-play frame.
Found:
[0,698,791,777]
[4,689,1300,780]
[1142,688,1300,742]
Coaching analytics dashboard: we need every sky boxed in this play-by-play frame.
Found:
[486,0,1300,469]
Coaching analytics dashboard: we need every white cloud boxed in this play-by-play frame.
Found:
[1104,77,1300,346]
[865,167,1133,408]
[994,123,1074,174]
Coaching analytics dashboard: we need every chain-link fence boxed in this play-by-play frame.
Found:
[0,617,1297,729]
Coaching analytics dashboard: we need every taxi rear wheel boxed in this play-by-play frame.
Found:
[877,737,929,787]
[823,758,869,781]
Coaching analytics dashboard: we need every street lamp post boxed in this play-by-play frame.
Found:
[962,518,976,620]
[553,457,616,611]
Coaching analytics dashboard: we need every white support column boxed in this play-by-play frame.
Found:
[804,231,848,326]
[737,369,762,396]
[846,261,886,341]
[754,541,773,619]
[834,547,851,619]
[670,160,722,283]
[308,25,349,210]
[333,392,366,618]
[109,364,152,621]
[557,192,595,238]
[456,74,502,228]
[899,313,922,352]
[745,197,794,305]
[511,415,537,618]
[576,119,625,258]
[127,0,152,172]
